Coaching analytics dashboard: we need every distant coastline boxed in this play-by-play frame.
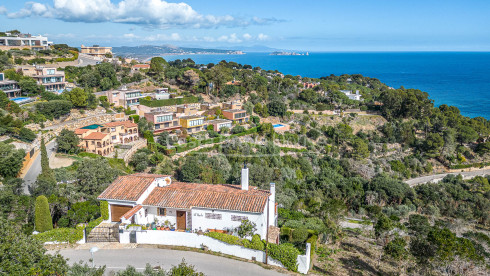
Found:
[159,52,490,119]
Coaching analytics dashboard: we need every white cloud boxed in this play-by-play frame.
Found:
[257,33,269,41]
[243,33,252,40]
[0,6,7,15]
[7,0,278,29]
[123,33,137,39]
[143,33,182,42]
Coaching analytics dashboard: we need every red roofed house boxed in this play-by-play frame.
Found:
[98,166,277,239]
[74,120,138,156]
[132,64,150,71]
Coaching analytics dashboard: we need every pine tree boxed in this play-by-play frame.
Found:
[35,195,53,232]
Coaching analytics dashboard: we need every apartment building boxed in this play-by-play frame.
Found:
[108,87,145,108]
[0,73,21,98]
[0,33,52,51]
[222,100,243,110]
[222,109,249,124]
[179,115,205,133]
[206,119,233,132]
[81,45,112,58]
[32,66,67,92]
[176,104,198,116]
[145,111,181,133]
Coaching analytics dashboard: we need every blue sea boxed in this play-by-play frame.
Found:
[163,52,490,119]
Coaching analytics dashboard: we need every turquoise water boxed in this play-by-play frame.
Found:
[163,52,490,119]
[273,124,285,128]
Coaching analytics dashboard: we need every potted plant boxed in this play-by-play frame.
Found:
[185,228,191,233]
[170,223,176,231]
[164,220,171,230]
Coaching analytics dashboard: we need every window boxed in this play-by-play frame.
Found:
[235,112,246,119]
[205,213,222,220]
[231,215,248,222]
[158,208,166,216]
[157,115,173,123]
[145,208,148,217]
[112,135,116,140]
[47,69,55,75]
[189,118,203,127]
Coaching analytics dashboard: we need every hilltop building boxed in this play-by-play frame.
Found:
[81,45,112,58]
[0,73,21,98]
[0,33,52,50]
[32,66,67,92]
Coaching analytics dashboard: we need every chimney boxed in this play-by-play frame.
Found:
[241,163,249,190]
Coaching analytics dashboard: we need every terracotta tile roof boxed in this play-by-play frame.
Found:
[75,129,89,135]
[143,182,270,213]
[104,120,138,128]
[83,132,108,140]
[122,205,142,219]
[133,64,150,68]
[98,173,169,202]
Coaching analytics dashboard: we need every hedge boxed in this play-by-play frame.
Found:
[450,162,490,169]
[140,96,198,107]
[205,232,243,246]
[267,243,300,272]
[100,201,109,220]
[205,232,266,251]
[306,235,318,260]
[54,51,79,62]
[88,217,103,229]
[34,227,83,244]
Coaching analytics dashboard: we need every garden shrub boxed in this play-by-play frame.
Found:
[249,234,265,251]
[267,243,300,272]
[35,195,53,233]
[292,228,309,243]
[280,227,292,241]
[34,228,83,244]
[100,201,109,220]
[140,96,198,107]
[306,235,318,259]
[205,232,242,246]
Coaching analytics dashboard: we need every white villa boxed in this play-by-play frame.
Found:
[98,167,278,240]
[340,89,362,101]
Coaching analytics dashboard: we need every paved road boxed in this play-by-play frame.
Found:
[22,141,57,194]
[405,169,490,186]
[76,54,100,67]
[57,248,285,276]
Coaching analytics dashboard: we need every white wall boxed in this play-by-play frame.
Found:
[119,230,311,274]
[191,208,268,239]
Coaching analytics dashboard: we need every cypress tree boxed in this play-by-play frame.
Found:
[40,136,53,178]
[34,195,53,232]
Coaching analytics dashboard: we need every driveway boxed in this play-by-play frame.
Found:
[56,248,285,276]
[22,140,57,194]
[405,168,490,186]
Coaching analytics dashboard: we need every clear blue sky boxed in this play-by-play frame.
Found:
[1,0,489,51]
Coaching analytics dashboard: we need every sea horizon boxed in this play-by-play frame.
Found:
[157,52,490,119]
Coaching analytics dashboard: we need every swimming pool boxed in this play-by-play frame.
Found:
[273,124,285,128]
[10,97,30,101]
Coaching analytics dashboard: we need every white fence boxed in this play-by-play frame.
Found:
[120,230,310,274]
